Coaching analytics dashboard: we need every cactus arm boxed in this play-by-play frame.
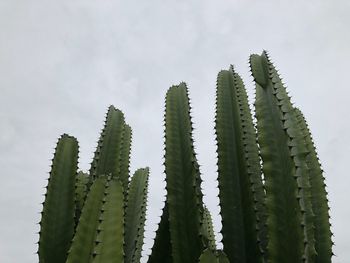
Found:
[93,178,124,263]
[295,108,333,262]
[199,249,230,263]
[75,171,89,226]
[147,203,172,263]
[124,168,149,263]
[215,68,265,262]
[90,106,125,179]
[263,54,316,261]
[118,124,132,190]
[233,67,268,257]
[38,134,78,263]
[202,206,216,251]
[164,83,204,263]
[66,177,107,263]
[250,51,316,261]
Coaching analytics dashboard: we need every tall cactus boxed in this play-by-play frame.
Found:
[163,83,205,263]
[38,53,332,263]
[38,134,78,263]
[66,176,125,262]
[215,67,267,262]
[125,168,149,263]
[90,106,126,180]
[295,108,333,262]
[250,51,321,262]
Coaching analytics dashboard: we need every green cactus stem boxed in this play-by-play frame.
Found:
[215,67,266,262]
[66,176,107,263]
[250,51,317,262]
[90,106,126,179]
[66,176,125,263]
[164,83,204,263]
[295,108,333,262]
[93,178,124,263]
[125,168,149,263]
[38,134,78,263]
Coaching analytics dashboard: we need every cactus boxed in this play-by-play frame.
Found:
[163,84,205,263]
[39,107,149,263]
[38,134,78,263]
[38,52,332,263]
[215,67,267,262]
[125,168,149,263]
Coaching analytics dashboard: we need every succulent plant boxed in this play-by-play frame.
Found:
[38,52,332,263]
[38,106,149,263]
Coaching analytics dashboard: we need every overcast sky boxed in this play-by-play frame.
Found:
[0,0,349,262]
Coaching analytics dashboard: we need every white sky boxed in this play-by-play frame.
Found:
[0,0,349,262]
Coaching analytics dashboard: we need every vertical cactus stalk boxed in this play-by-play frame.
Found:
[93,178,124,263]
[164,83,204,263]
[90,106,125,179]
[66,176,125,263]
[125,168,149,263]
[295,108,333,262]
[66,176,107,263]
[147,203,172,263]
[215,67,266,262]
[38,134,78,263]
[250,51,317,262]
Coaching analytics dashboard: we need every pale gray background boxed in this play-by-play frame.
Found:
[0,0,348,262]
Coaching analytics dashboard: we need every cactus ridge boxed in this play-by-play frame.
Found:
[215,68,264,262]
[295,108,333,262]
[125,168,149,263]
[164,83,204,263]
[38,134,78,263]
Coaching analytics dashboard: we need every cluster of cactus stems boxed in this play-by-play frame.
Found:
[38,51,332,263]
[38,106,149,263]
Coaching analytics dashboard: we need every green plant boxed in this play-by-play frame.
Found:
[38,106,149,263]
[38,52,332,263]
[148,52,332,263]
